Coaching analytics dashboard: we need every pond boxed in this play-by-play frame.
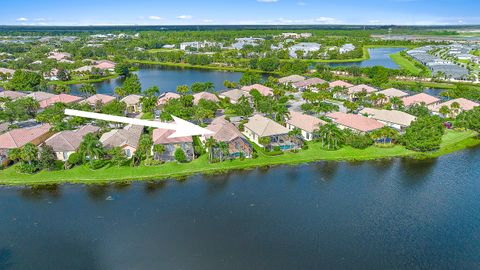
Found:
[69,65,245,95]
[1,148,480,269]
[326,47,406,69]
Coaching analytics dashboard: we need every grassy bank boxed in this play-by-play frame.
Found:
[390,52,423,75]
[0,130,477,186]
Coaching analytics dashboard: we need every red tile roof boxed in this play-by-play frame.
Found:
[401,93,440,107]
[241,84,273,96]
[0,124,51,149]
[39,94,83,109]
[326,112,384,132]
[152,128,192,144]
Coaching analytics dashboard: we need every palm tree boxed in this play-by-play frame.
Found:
[20,143,38,165]
[79,83,96,97]
[79,133,104,166]
[371,126,399,145]
[205,137,217,163]
[152,144,165,160]
[218,141,229,162]
[204,81,215,92]
[390,97,404,110]
[259,136,271,151]
[313,123,344,150]
[450,102,461,116]
[439,105,451,118]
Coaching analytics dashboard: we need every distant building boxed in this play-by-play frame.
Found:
[401,93,440,107]
[121,94,143,114]
[429,98,479,117]
[289,42,321,58]
[219,89,251,104]
[193,92,220,105]
[359,108,415,131]
[278,75,306,85]
[339,44,356,54]
[0,124,52,164]
[286,111,326,141]
[241,84,273,97]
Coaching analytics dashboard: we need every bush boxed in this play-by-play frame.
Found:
[16,162,39,174]
[67,152,83,166]
[346,134,373,149]
[88,160,107,170]
[301,144,309,150]
[174,148,188,163]
[144,158,164,166]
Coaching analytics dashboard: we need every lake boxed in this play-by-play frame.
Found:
[1,148,480,269]
[69,65,245,95]
[327,47,406,69]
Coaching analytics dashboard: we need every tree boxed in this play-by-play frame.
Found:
[20,143,38,166]
[459,106,480,132]
[7,70,43,91]
[239,71,261,86]
[53,84,70,94]
[224,80,238,89]
[79,133,104,166]
[7,148,21,163]
[313,123,344,150]
[176,85,189,95]
[402,115,445,152]
[259,136,271,150]
[144,85,160,97]
[108,147,127,166]
[174,148,187,163]
[39,145,57,170]
[204,81,215,92]
[114,62,131,77]
[370,126,399,145]
[137,134,153,160]
[218,141,229,162]
[439,105,451,118]
[205,137,217,163]
[405,104,430,117]
[79,83,96,97]
[57,68,71,81]
[101,100,126,116]
[121,74,142,96]
[231,96,253,117]
[152,144,165,160]
[191,82,207,93]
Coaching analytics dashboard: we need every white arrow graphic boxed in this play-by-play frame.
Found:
[64,109,214,138]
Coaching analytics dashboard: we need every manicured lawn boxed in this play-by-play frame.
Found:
[0,130,477,186]
[390,52,423,75]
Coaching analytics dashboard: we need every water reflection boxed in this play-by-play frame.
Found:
[85,184,110,201]
[399,158,437,186]
[144,180,168,195]
[18,184,62,201]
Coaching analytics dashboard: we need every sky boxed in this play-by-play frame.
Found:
[1,0,479,26]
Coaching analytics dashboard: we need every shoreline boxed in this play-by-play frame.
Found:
[0,130,477,186]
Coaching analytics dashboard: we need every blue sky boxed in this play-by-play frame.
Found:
[1,0,478,26]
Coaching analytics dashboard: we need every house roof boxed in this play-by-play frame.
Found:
[278,75,306,84]
[329,80,353,88]
[0,123,8,134]
[219,89,251,102]
[359,108,416,127]
[120,94,143,106]
[39,94,83,109]
[401,93,440,107]
[157,92,181,106]
[241,84,273,96]
[0,68,15,75]
[26,91,56,102]
[377,88,409,98]
[152,128,192,144]
[347,84,378,94]
[0,124,51,149]
[74,66,94,73]
[292,78,327,88]
[429,98,479,113]
[244,114,290,137]
[205,117,245,142]
[193,91,219,105]
[286,111,326,133]
[45,125,100,152]
[82,94,116,106]
[0,90,26,100]
[326,112,384,132]
[48,51,71,61]
[100,124,143,149]
[95,60,116,70]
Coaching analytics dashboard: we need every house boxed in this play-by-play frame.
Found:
[82,94,116,106]
[0,90,26,100]
[157,92,181,106]
[326,112,384,133]
[193,91,219,105]
[0,124,52,164]
[26,91,56,102]
[39,93,83,109]
[359,108,416,131]
[289,42,321,58]
[329,80,353,89]
[74,66,94,73]
[241,84,273,97]
[203,117,253,159]
[292,78,327,91]
[121,94,143,113]
[47,51,71,61]
[152,128,194,162]
[339,44,356,54]
[286,111,326,141]
[338,84,378,101]
[429,98,479,117]
[219,89,251,104]
[94,60,116,71]
[243,114,299,151]
[100,124,144,158]
[44,125,100,161]
[278,75,306,85]
[401,93,440,107]
[376,88,409,99]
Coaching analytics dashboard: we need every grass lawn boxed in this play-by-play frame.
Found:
[48,74,120,86]
[0,130,477,186]
[390,52,423,75]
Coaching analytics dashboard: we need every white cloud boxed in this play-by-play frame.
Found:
[16,17,28,22]
[257,0,278,2]
[177,15,192,19]
[148,15,164,20]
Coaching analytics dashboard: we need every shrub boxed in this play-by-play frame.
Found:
[16,162,39,174]
[144,158,164,166]
[301,144,309,150]
[88,159,107,170]
[174,148,188,163]
[67,152,83,166]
